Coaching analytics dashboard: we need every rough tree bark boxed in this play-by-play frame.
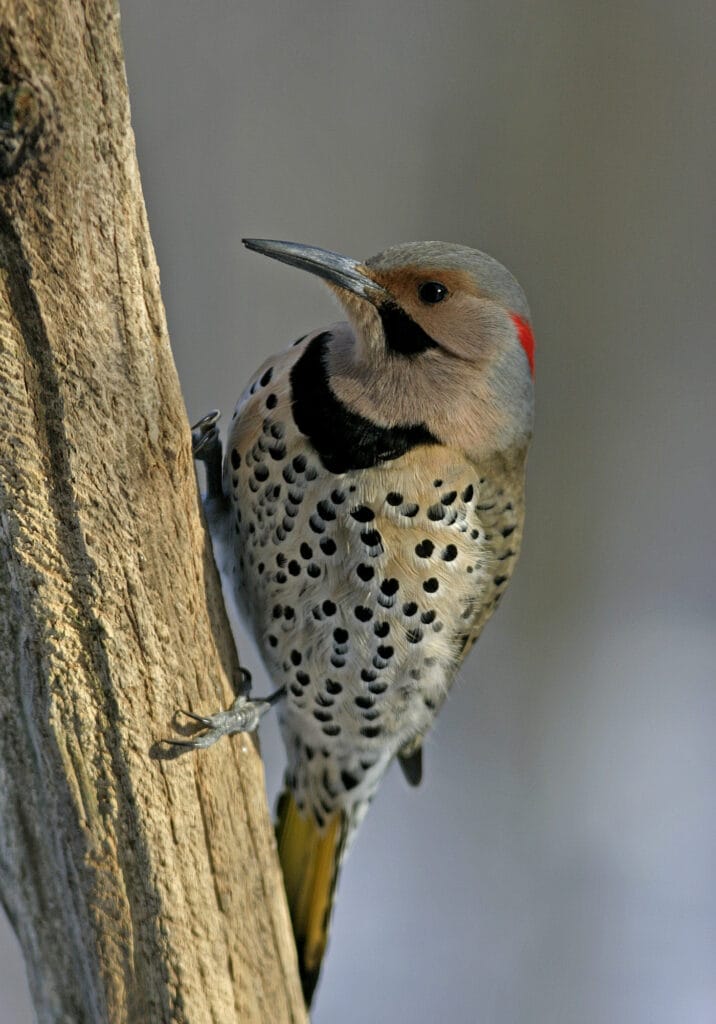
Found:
[0,2,307,1021]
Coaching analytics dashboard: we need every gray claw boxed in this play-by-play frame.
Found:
[191,409,224,499]
[191,410,221,458]
[178,708,212,726]
[191,409,221,434]
[192,429,219,459]
[167,688,286,751]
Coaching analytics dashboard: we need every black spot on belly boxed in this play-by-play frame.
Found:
[341,770,360,791]
[326,679,342,695]
[350,505,374,522]
[354,605,373,622]
[266,393,277,410]
[260,367,273,387]
[320,538,337,556]
[386,491,403,506]
[357,563,374,582]
[360,725,382,738]
[462,484,474,502]
[300,542,313,559]
[231,448,241,469]
[290,332,439,472]
[415,539,434,558]
[423,577,439,593]
[374,621,390,637]
[309,515,325,534]
[501,525,516,538]
[441,544,458,561]
[361,529,383,552]
[317,500,336,521]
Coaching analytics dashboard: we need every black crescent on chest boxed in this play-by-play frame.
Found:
[289,331,439,474]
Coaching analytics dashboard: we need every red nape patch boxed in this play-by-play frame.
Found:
[510,314,535,376]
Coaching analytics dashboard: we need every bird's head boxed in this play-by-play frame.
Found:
[243,238,535,463]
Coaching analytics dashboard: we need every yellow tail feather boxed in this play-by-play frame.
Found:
[276,789,346,1006]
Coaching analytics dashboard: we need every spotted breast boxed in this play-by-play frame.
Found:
[225,327,524,827]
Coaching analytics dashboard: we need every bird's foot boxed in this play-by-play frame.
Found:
[191,410,224,499]
[168,683,286,750]
[191,409,221,459]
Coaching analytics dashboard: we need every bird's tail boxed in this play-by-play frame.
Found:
[275,787,348,1006]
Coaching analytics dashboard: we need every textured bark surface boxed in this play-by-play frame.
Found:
[0,2,306,1021]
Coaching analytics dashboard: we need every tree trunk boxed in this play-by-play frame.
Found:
[0,2,306,1021]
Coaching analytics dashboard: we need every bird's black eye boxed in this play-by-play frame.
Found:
[418,281,448,304]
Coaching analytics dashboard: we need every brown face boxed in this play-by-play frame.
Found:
[361,264,518,364]
[241,237,534,381]
[241,238,535,458]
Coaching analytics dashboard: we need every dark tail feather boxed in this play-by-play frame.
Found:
[398,743,423,786]
[275,788,347,1006]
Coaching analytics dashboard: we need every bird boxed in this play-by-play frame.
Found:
[182,238,535,1006]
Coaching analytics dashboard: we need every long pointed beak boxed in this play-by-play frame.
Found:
[242,238,387,301]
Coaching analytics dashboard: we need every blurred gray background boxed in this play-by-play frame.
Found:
[2,1,715,1021]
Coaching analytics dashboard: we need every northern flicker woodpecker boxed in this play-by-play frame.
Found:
[182,239,535,1005]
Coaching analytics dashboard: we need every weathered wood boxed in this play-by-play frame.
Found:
[0,2,306,1020]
